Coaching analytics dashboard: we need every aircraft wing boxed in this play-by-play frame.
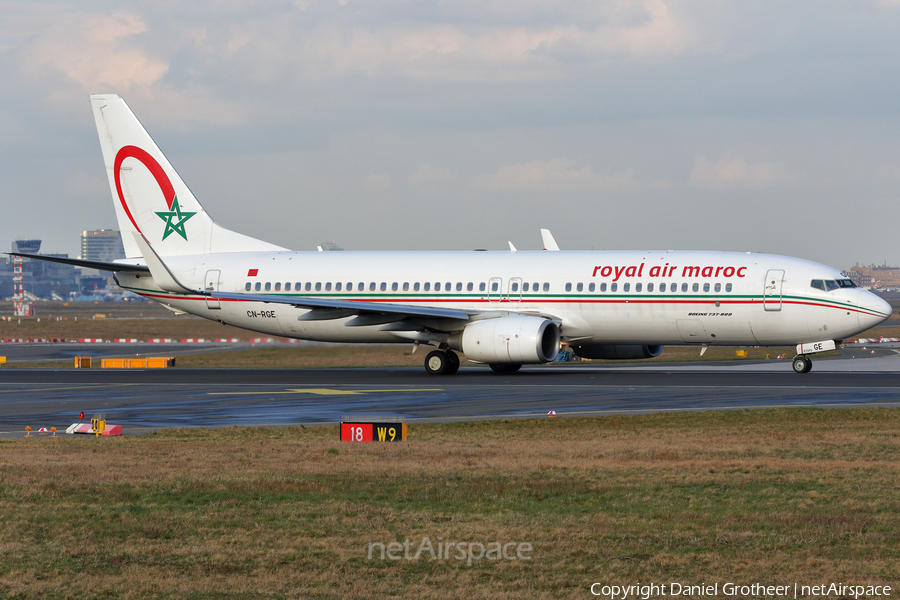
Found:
[211,291,474,321]
[4,252,149,273]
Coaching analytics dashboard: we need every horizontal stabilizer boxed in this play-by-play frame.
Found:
[4,252,149,273]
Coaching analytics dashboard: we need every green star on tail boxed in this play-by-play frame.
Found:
[156,196,196,241]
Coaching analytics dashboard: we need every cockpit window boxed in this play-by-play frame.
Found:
[811,280,825,291]
[824,280,840,291]
[837,279,857,288]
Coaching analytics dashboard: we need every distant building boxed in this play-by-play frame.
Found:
[846,264,900,290]
[80,229,125,262]
[1,238,77,299]
[321,239,344,251]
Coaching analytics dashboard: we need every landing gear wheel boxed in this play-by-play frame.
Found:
[425,350,449,375]
[445,351,460,375]
[792,356,812,374]
[489,363,522,373]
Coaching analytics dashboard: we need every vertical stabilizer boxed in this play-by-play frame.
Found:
[90,94,286,258]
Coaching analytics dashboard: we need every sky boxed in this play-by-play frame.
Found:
[1,0,899,269]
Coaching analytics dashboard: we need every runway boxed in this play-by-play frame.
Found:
[2,354,900,435]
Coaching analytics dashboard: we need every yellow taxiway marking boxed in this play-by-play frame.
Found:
[208,388,443,396]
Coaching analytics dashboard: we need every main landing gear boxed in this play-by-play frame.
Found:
[792,355,813,374]
[425,350,460,375]
[489,364,522,373]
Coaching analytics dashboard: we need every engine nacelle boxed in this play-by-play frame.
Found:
[450,316,560,364]
[570,344,664,360]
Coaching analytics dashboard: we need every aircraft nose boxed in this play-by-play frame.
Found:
[857,290,892,330]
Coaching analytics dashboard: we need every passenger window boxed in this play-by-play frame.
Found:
[325,282,332,291]
[403,282,409,292]
[600,283,607,292]
[703,283,709,292]
[435,282,441,291]
[577,283,583,292]
[589,283,595,292]
[726,283,733,292]
[296,282,301,291]
[714,283,721,292]
[682,283,688,292]
[369,282,376,291]
[245,282,251,291]
[533,282,539,291]
[414,282,420,291]
[611,283,618,292]
[335,282,342,291]
[456,282,462,291]
[424,282,431,291]
[445,282,451,290]
[346,282,352,291]
[255,282,261,291]
[275,282,281,291]
[491,282,499,292]
[392,282,398,291]
[380,282,387,291]
[523,283,529,292]
[512,282,519,291]
[543,283,549,292]
[565,283,572,292]
[647,283,653,292]
[467,282,473,291]
[825,280,839,291]
[635,283,642,292]
[358,282,365,291]
[315,283,322,291]
[285,283,291,291]
[671,282,677,292]
[305,282,312,292]
[660,283,666,292]
[479,282,486,292]
[692,283,699,292]
[624,283,630,292]
[265,282,272,291]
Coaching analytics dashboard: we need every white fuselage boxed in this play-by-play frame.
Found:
[115,249,890,347]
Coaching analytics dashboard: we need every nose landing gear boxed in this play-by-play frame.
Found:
[792,355,812,374]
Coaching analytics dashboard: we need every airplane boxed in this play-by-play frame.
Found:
[9,94,892,375]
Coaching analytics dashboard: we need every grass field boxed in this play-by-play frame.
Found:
[1,409,898,599]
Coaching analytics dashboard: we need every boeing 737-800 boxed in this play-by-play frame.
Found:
[11,95,892,375]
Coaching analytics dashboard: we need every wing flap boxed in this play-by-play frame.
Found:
[211,291,473,321]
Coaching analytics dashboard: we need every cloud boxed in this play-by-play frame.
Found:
[18,11,168,91]
[365,172,391,189]
[472,158,635,193]
[689,154,787,190]
[408,163,455,187]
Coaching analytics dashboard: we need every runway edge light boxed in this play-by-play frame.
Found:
[340,422,407,442]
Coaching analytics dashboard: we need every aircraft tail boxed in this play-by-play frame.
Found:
[90,94,285,258]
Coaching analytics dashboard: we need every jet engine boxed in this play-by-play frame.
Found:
[570,344,664,360]
[449,315,560,364]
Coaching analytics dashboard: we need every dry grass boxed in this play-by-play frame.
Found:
[0,409,898,598]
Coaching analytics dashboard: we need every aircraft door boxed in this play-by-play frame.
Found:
[488,277,502,302]
[763,269,784,311]
[205,269,221,309]
[507,277,522,302]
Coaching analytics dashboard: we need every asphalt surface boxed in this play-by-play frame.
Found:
[2,348,900,435]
